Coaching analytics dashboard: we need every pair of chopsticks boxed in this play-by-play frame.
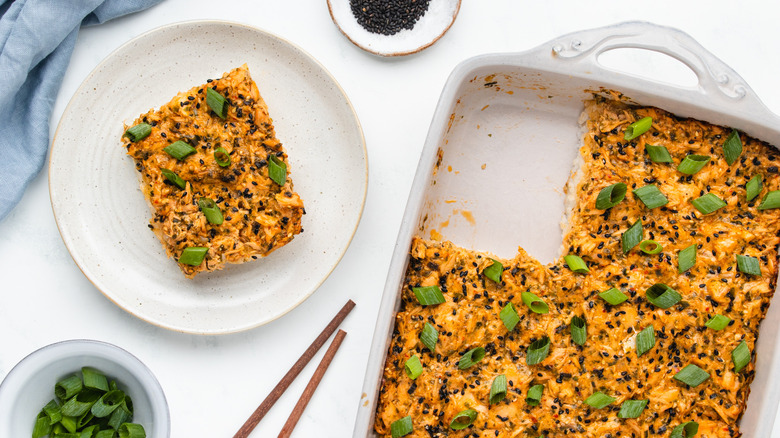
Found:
[233,299,356,438]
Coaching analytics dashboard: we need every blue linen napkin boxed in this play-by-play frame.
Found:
[0,0,163,221]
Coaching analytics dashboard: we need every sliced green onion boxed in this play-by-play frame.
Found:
[677,155,710,175]
[43,399,63,424]
[96,429,117,438]
[33,410,51,438]
[624,116,652,140]
[678,244,697,273]
[483,259,503,283]
[178,246,208,266]
[645,144,672,163]
[633,185,668,209]
[521,291,549,314]
[584,392,615,409]
[599,287,628,305]
[420,322,438,352]
[390,416,413,438]
[746,174,763,202]
[80,425,99,438]
[639,239,662,255]
[61,391,100,417]
[214,147,231,167]
[526,337,550,365]
[160,168,186,190]
[499,302,520,331]
[705,314,731,330]
[722,129,742,166]
[198,198,224,225]
[412,286,445,306]
[404,355,423,380]
[595,182,627,209]
[737,254,761,276]
[206,87,227,119]
[458,347,486,369]
[622,219,643,254]
[489,375,507,404]
[758,190,780,210]
[60,415,79,433]
[564,255,589,273]
[674,364,710,387]
[526,384,544,406]
[107,398,133,430]
[645,283,682,309]
[90,390,124,418]
[450,409,477,430]
[618,399,648,419]
[56,375,83,401]
[570,316,586,346]
[671,421,699,438]
[77,411,94,429]
[118,423,145,438]
[163,140,196,160]
[691,193,726,215]
[82,367,109,392]
[732,340,751,373]
[268,155,287,186]
[636,326,655,356]
[123,123,151,142]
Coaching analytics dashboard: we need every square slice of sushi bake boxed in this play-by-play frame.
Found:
[121,65,304,278]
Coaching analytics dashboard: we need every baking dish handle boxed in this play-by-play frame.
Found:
[546,21,767,111]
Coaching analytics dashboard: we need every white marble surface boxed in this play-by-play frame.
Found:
[2,1,780,437]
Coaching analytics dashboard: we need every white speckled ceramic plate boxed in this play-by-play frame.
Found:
[327,0,461,56]
[49,21,367,335]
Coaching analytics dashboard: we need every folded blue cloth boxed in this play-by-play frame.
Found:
[0,0,163,221]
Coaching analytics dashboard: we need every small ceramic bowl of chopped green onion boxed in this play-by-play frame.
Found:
[0,340,169,437]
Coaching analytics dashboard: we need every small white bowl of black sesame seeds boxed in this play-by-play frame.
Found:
[328,0,461,56]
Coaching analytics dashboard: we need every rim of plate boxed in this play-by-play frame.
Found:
[48,19,368,335]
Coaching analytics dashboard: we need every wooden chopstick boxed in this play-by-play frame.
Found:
[277,329,347,438]
[232,300,356,438]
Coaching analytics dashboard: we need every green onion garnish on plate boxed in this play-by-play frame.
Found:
[458,347,485,369]
[737,254,761,276]
[160,168,186,189]
[390,416,412,438]
[163,140,196,160]
[564,254,589,273]
[450,409,477,430]
[178,246,208,266]
[570,316,586,346]
[636,325,655,356]
[499,302,520,331]
[674,364,710,387]
[618,399,648,419]
[268,155,287,186]
[412,286,445,306]
[584,391,615,409]
[645,144,672,163]
[705,314,731,330]
[206,87,228,119]
[123,123,151,142]
[599,287,628,305]
[746,174,762,202]
[489,375,507,404]
[483,259,503,282]
[645,283,681,309]
[420,322,438,352]
[624,117,652,141]
[691,193,726,215]
[526,384,544,406]
[526,337,550,365]
[595,182,627,209]
[214,146,231,167]
[622,219,643,254]
[639,239,662,255]
[671,421,699,438]
[732,340,751,373]
[677,154,710,175]
[198,198,224,225]
[404,355,423,380]
[758,190,780,210]
[722,129,742,165]
[521,291,549,314]
[633,185,668,209]
[678,244,696,273]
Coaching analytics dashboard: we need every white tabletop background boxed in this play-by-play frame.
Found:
[2,1,780,437]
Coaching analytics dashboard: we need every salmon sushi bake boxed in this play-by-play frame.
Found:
[375,97,780,437]
[121,65,304,278]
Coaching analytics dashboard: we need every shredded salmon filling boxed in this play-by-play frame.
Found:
[375,98,780,437]
[122,65,304,278]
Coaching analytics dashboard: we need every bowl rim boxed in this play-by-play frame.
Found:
[0,339,170,437]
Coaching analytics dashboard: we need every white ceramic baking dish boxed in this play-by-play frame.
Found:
[354,21,780,437]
